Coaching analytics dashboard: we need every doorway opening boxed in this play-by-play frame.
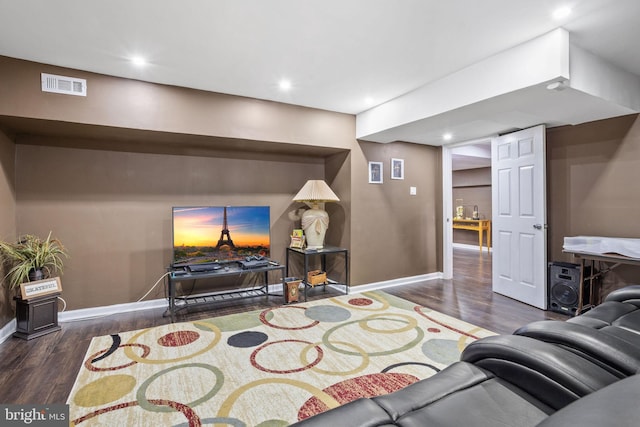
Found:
[442,138,492,280]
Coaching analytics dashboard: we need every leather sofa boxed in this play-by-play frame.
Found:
[567,284,640,331]
[516,284,640,378]
[291,285,640,427]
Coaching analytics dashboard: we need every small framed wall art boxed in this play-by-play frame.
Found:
[391,158,404,180]
[369,161,383,184]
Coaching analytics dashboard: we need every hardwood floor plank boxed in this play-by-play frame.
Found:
[0,248,567,404]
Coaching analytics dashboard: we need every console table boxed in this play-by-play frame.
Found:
[564,250,640,314]
[165,262,285,322]
[453,219,491,252]
[286,246,349,301]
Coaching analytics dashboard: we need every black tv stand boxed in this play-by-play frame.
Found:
[165,261,285,322]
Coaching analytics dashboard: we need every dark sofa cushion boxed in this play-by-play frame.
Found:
[514,320,640,377]
[567,301,640,332]
[392,378,549,427]
[535,374,640,427]
[375,362,550,427]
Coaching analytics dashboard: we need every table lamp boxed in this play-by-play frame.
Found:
[292,180,340,249]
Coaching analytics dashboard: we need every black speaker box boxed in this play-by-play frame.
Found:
[548,262,590,315]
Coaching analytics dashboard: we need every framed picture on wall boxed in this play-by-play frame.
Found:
[369,161,383,184]
[391,158,404,180]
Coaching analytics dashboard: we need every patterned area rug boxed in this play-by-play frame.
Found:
[67,291,494,426]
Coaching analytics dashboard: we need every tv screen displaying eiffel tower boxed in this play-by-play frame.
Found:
[172,206,270,267]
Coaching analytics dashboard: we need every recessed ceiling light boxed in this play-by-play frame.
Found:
[279,79,292,91]
[131,56,147,67]
[552,6,572,20]
[443,133,453,141]
[364,96,374,106]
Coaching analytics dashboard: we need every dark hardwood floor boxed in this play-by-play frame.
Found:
[0,248,567,405]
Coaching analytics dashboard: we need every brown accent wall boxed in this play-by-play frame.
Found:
[452,167,492,247]
[0,129,16,324]
[15,144,327,309]
[547,114,640,294]
[352,141,441,282]
[0,55,444,321]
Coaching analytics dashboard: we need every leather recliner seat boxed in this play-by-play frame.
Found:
[514,285,640,378]
[568,284,640,332]
[292,334,621,427]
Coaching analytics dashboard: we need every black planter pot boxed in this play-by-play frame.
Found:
[28,268,44,282]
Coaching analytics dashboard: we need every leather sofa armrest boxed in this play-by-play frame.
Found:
[535,374,640,427]
[372,361,493,421]
[461,335,619,410]
[514,320,640,377]
[604,284,640,306]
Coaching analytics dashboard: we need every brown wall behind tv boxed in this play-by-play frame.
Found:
[0,56,443,317]
[14,144,330,310]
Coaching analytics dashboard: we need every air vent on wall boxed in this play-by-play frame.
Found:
[41,73,87,96]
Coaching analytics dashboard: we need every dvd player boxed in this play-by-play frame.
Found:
[239,259,270,269]
[187,263,222,273]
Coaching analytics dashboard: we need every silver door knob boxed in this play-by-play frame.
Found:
[533,224,543,230]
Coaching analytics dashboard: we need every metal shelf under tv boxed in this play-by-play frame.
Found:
[165,262,285,322]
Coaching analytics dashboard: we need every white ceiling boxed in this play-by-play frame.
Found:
[1,0,639,146]
[451,141,492,171]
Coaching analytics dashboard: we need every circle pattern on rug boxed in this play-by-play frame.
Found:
[205,311,270,332]
[305,340,369,376]
[305,305,351,322]
[157,331,200,347]
[422,339,461,365]
[124,321,221,364]
[256,420,288,427]
[73,374,137,407]
[85,343,150,372]
[348,297,373,306]
[260,306,319,330]
[251,340,323,374]
[227,331,269,348]
[323,314,424,357]
[137,363,224,413]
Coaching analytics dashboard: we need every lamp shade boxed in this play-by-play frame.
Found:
[293,180,340,203]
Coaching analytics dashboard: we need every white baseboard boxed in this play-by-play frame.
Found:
[453,242,491,253]
[59,298,168,322]
[0,272,444,344]
[0,318,16,343]
[348,272,443,294]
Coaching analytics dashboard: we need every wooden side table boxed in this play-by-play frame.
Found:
[453,219,491,252]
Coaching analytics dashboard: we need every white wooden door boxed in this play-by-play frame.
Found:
[491,125,547,309]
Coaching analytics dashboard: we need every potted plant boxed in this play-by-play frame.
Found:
[0,232,68,340]
[0,232,68,291]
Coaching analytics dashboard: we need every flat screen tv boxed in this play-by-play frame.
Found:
[172,206,270,267]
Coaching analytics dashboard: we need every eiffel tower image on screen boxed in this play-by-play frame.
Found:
[216,206,235,249]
